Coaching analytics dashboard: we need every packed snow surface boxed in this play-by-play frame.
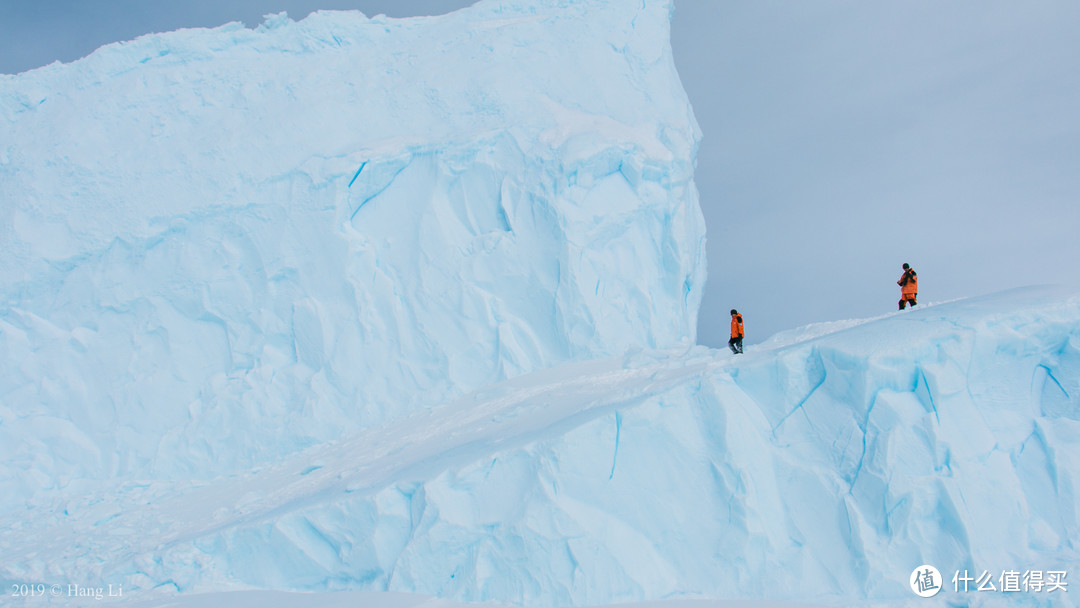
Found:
[1,1,1078,608]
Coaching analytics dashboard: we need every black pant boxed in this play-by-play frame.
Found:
[899,295,917,310]
[729,337,743,354]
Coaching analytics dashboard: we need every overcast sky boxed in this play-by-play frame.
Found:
[2,0,1078,348]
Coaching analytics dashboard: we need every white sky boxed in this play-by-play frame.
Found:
[2,0,1078,347]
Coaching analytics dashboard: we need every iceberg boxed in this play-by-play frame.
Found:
[0,0,704,489]
[1,0,1078,607]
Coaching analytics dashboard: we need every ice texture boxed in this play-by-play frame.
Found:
[4,289,1079,608]
[1,1,1078,608]
[0,0,705,489]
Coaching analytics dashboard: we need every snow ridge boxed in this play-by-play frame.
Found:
[4,288,1080,607]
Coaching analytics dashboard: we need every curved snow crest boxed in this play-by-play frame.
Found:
[222,290,1080,606]
[0,0,704,489]
[4,288,1077,607]
[755,296,975,351]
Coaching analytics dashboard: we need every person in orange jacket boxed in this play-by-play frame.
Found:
[729,309,744,354]
[898,263,918,310]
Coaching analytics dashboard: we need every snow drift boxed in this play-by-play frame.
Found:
[1,0,1078,607]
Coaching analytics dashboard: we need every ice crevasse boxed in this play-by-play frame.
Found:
[1,0,1079,607]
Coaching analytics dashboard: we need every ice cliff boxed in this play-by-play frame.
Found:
[1,1,1078,608]
[0,0,705,488]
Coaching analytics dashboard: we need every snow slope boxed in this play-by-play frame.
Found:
[4,288,1080,608]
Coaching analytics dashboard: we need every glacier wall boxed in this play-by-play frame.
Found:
[0,0,705,492]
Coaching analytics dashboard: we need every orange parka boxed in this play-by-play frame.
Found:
[899,268,918,298]
[731,313,745,339]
